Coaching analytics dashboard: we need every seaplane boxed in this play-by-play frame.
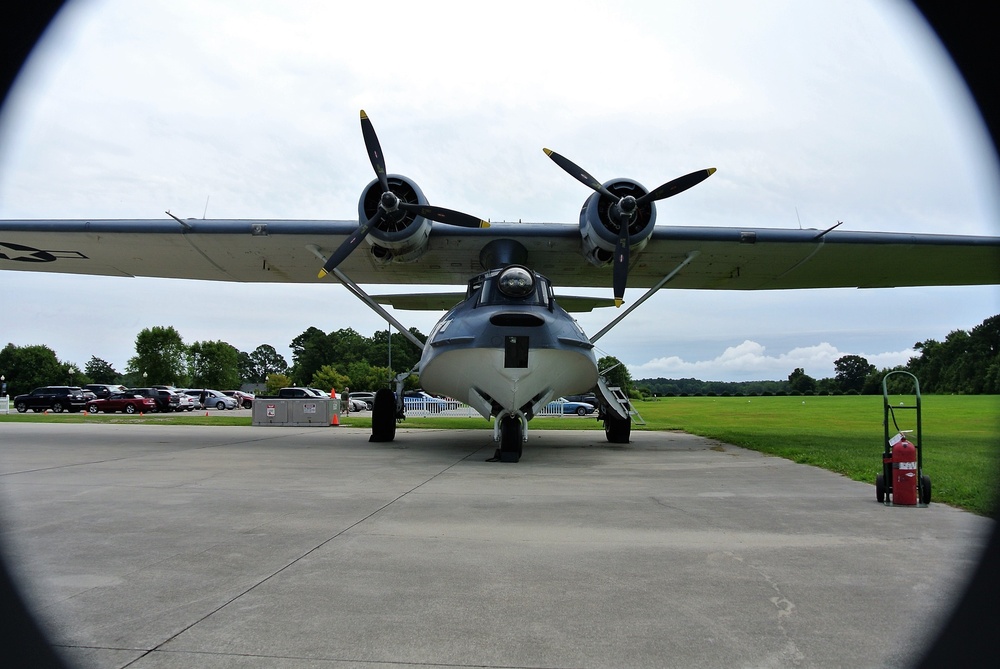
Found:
[2,111,999,461]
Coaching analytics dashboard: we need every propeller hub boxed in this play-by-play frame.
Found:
[380,190,400,211]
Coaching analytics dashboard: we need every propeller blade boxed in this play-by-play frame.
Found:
[318,211,382,278]
[360,110,390,194]
[398,203,489,228]
[543,148,619,200]
[637,168,716,206]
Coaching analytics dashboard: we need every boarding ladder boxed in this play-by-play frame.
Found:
[608,386,645,425]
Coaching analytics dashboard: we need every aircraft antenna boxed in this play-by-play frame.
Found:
[203,195,210,219]
[796,207,802,229]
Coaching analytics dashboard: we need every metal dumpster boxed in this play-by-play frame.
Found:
[252,397,341,426]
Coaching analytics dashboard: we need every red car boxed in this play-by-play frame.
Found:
[86,392,158,415]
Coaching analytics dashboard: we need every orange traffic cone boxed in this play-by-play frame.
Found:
[331,410,339,426]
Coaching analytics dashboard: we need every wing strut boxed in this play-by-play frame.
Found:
[590,251,700,344]
[306,244,425,350]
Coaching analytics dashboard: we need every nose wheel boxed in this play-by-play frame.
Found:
[493,414,524,462]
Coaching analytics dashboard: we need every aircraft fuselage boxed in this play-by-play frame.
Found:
[418,265,598,420]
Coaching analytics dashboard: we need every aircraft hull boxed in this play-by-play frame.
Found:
[420,346,598,419]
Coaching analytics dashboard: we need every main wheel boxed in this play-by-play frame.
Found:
[370,388,397,442]
[876,474,886,503]
[920,475,932,504]
[498,415,522,462]
[604,414,631,443]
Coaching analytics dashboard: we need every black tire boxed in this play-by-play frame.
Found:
[124,404,136,414]
[51,402,63,413]
[15,402,27,413]
[575,406,587,416]
[216,401,225,410]
[87,404,99,414]
[499,415,522,462]
[921,475,932,505]
[370,389,397,442]
[604,414,631,443]
[876,474,886,503]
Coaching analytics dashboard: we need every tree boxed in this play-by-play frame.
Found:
[788,367,817,394]
[343,360,393,391]
[85,356,120,384]
[597,355,632,395]
[240,344,288,383]
[265,372,292,394]
[0,343,65,396]
[188,340,241,389]
[289,327,334,385]
[127,326,188,386]
[310,365,351,395]
[834,355,875,394]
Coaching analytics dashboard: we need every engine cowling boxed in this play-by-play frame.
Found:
[578,178,657,267]
[358,173,433,264]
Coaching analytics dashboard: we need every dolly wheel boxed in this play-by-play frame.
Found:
[875,474,886,503]
[920,475,932,505]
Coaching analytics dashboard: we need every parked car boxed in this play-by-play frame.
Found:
[347,398,368,412]
[546,397,596,416]
[84,383,128,400]
[13,386,91,413]
[223,390,254,408]
[86,392,158,415]
[173,391,196,411]
[181,389,238,410]
[129,387,177,412]
[156,389,194,412]
[277,387,327,399]
[563,393,598,406]
[347,391,376,410]
[403,390,450,413]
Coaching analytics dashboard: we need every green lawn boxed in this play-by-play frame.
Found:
[3,394,998,515]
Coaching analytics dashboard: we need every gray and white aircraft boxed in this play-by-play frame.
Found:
[2,110,999,461]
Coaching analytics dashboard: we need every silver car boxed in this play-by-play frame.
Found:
[182,389,238,410]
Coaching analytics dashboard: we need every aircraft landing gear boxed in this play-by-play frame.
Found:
[493,414,524,462]
[369,388,397,442]
[604,413,631,444]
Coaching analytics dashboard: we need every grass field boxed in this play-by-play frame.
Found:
[3,395,998,515]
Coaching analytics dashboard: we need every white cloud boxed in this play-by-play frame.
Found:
[631,340,917,381]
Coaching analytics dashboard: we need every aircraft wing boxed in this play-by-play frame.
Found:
[0,218,998,290]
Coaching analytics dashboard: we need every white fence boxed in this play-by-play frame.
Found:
[0,396,9,414]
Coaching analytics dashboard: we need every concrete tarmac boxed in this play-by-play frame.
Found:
[0,422,991,668]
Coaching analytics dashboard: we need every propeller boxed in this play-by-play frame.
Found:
[544,148,715,306]
[318,111,490,278]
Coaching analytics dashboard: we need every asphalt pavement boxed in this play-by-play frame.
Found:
[0,422,992,668]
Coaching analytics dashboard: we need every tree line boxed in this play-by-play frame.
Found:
[0,324,427,398]
[2,315,997,399]
[635,314,1000,397]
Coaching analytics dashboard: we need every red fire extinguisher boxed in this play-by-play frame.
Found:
[891,435,918,505]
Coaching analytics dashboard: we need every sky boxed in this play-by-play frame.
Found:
[0,0,997,383]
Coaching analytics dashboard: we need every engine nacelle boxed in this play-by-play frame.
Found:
[358,174,433,264]
[578,178,657,267]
